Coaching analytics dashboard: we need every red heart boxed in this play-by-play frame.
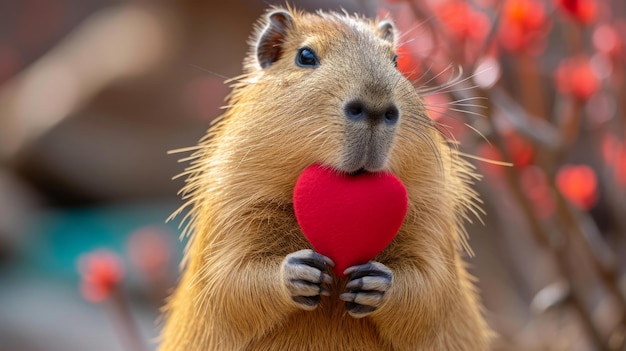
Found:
[293,164,408,278]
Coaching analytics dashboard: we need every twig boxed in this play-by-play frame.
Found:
[489,87,562,150]
[481,94,611,350]
[105,288,148,351]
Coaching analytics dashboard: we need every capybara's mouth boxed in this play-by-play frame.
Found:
[348,168,367,176]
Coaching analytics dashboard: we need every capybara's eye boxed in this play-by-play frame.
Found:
[296,47,319,68]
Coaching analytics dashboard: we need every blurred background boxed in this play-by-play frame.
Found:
[0,0,624,350]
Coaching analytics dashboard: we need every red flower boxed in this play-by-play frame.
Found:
[521,166,555,218]
[78,250,125,303]
[593,25,622,57]
[434,1,490,43]
[498,0,550,54]
[127,227,173,281]
[555,56,600,100]
[556,164,598,210]
[396,44,421,81]
[555,0,597,24]
[506,133,534,168]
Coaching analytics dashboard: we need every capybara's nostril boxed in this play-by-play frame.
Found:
[384,105,399,125]
[344,100,366,121]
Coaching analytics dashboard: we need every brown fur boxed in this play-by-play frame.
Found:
[159,7,491,350]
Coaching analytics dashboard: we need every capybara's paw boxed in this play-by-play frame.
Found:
[340,261,393,318]
[282,249,334,311]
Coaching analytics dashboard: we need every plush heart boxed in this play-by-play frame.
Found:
[293,164,408,278]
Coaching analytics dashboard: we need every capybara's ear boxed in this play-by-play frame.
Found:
[256,10,294,69]
[377,20,395,44]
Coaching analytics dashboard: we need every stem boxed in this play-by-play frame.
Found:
[477,87,610,350]
[105,288,147,351]
[546,172,626,328]
[516,55,548,120]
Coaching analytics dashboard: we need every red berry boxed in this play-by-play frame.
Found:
[556,164,598,210]
[78,250,125,303]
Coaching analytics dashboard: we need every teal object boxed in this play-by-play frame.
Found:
[19,201,184,281]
